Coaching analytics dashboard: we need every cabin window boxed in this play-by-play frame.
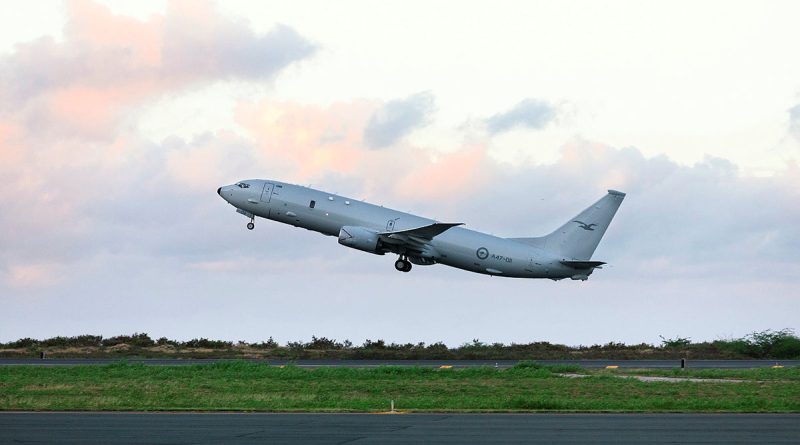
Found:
[309,200,316,209]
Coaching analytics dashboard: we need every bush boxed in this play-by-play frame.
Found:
[102,333,154,348]
[747,329,800,359]
[156,337,178,347]
[3,329,799,359]
[40,335,103,347]
[713,338,753,357]
[251,337,279,349]
[659,335,692,348]
[182,338,233,349]
[2,338,40,348]
[713,329,800,359]
[771,336,800,359]
[362,339,386,349]
[306,336,344,350]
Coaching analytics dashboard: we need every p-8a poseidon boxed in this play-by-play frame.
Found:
[217,180,625,280]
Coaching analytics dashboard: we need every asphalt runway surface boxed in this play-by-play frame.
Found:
[1,358,797,368]
[1,413,798,444]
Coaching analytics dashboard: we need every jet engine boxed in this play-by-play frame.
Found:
[338,226,384,255]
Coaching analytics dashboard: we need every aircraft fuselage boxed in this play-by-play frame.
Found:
[218,179,624,279]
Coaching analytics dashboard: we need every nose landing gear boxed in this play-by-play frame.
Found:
[394,256,412,273]
[246,217,255,230]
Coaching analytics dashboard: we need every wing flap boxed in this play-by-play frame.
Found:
[378,222,463,256]
[379,222,463,239]
[560,260,606,269]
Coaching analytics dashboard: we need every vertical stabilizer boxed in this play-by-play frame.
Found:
[510,190,626,260]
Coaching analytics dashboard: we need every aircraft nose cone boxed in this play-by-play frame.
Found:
[217,187,222,196]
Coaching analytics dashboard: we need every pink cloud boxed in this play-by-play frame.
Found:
[1,0,314,140]
[3,263,64,288]
[0,121,25,167]
[234,98,496,204]
[65,0,164,68]
[0,0,318,274]
[394,145,489,200]
[236,99,376,181]
[164,131,256,191]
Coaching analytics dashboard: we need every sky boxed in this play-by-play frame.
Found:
[1,0,799,346]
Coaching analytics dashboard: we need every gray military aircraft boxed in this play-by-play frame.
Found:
[217,180,625,280]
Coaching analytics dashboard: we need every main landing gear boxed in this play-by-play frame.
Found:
[394,256,412,273]
[246,217,255,230]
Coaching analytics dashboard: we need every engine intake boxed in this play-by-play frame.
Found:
[338,226,383,254]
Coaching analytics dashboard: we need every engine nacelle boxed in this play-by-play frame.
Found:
[338,226,383,254]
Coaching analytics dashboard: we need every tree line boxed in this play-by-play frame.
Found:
[1,329,798,359]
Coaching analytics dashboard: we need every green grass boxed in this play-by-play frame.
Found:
[599,367,800,381]
[0,362,798,412]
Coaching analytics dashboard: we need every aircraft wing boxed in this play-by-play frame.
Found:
[380,222,463,239]
[378,222,463,254]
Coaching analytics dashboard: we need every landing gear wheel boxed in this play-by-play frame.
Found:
[395,258,412,273]
[247,222,255,230]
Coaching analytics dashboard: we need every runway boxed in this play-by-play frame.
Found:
[1,413,798,444]
[0,358,797,368]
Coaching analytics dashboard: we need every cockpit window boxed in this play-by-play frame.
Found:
[235,182,250,189]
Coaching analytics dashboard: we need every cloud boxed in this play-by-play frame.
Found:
[394,145,490,201]
[363,91,435,148]
[450,142,800,283]
[0,0,317,288]
[3,263,65,288]
[486,98,556,135]
[790,104,800,141]
[0,0,315,140]
[160,5,315,81]
[236,99,377,181]
[0,2,797,344]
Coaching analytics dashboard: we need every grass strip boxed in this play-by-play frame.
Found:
[593,367,800,381]
[0,362,798,412]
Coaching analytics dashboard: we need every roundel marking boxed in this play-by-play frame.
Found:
[476,247,489,260]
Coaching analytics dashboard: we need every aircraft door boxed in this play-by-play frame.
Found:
[260,183,274,203]
[386,218,397,231]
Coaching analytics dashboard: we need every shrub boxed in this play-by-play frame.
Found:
[747,329,800,359]
[156,337,178,347]
[306,336,344,350]
[251,337,279,349]
[102,333,155,348]
[182,338,232,349]
[2,338,40,348]
[659,335,692,348]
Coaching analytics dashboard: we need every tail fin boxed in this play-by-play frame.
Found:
[510,190,625,260]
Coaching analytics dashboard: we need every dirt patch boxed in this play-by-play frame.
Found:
[147,345,176,353]
[181,348,215,354]
[0,348,28,355]
[23,384,74,391]
[57,347,97,354]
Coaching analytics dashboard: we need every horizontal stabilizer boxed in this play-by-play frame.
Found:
[379,222,463,240]
[560,260,606,269]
